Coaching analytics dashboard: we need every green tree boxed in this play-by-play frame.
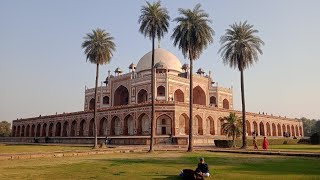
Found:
[82,28,115,148]
[171,4,214,152]
[219,21,264,149]
[138,1,170,152]
[220,113,242,148]
[0,121,11,137]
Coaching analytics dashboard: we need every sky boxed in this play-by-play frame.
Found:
[0,0,319,123]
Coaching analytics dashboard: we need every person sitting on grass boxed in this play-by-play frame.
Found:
[196,157,210,178]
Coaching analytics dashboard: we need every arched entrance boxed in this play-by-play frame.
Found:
[266,122,271,136]
[179,114,189,135]
[287,125,291,136]
[137,89,148,103]
[295,125,299,137]
[272,123,276,136]
[111,116,121,135]
[156,114,172,135]
[89,119,94,136]
[259,122,265,136]
[299,126,303,136]
[137,113,149,135]
[103,96,110,104]
[42,123,47,137]
[277,124,281,136]
[291,125,295,136]
[12,126,16,137]
[157,86,165,97]
[70,120,77,137]
[114,85,129,106]
[193,86,206,105]
[79,120,86,136]
[207,116,215,135]
[194,115,203,135]
[174,89,184,102]
[17,126,21,137]
[123,115,134,135]
[55,122,61,136]
[31,124,36,137]
[99,118,107,136]
[62,121,69,137]
[26,125,30,137]
[223,99,229,109]
[48,123,53,137]
[21,125,25,137]
[220,119,225,135]
[253,121,258,136]
[282,124,286,136]
[246,120,251,136]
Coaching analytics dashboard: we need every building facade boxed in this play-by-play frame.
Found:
[11,48,303,144]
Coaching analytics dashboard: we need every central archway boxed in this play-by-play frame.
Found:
[114,85,129,106]
[193,86,206,105]
[156,114,172,135]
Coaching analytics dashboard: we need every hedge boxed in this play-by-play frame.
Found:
[214,138,301,148]
[310,132,320,144]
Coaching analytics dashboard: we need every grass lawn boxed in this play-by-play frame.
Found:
[0,144,91,154]
[248,144,320,152]
[0,151,319,180]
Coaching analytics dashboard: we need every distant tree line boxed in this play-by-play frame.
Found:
[0,121,11,137]
[300,117,320,137]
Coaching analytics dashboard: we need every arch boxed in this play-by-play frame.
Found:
[220,119,225,135]
[31,124,36,137]
[36,124,41,137]
[291,125,295,137]
[193,86,206,105]
[207,116,215,135]
[137,113,150,135]
[193,115,203,135]
[287,125,291,136]
[17,126,21,137]
[111,116,121,135]
[157,86,165,96]
[156,114,172,135]
[259,122,265,136]
[266,122,271,136]
[277,124,281,136]
[89,119,94,136]
[62,121,69,137]
[295,125,299,137]
[174,89,184,102]
[272,123,276,136]
[26,125,30,137]
[246,120,251,136]
[282,124,286,136]
[79,120,86,136]
[70,120,77,137]
[99,118,107,136]
[179,114,189,135]
[223,99,230,109]
[21,125,25,137]
[48,123,53,137]
[12,126,16,137]
[124,115,134,135]
[89,98,95,110]
[210,96,216,106]
[103,96,110,104]
[253,121,258,136]
[137,89,148,103]
[114,85,129,106]
[42,123,47,137]
[299,126,303,136]
[55,122,61,136]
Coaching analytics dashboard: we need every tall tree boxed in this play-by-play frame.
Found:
[171,4,214,152]
[0,121,11,137]
[138,1,170,152]
[219,21,264,149]
[82,28,115,148]
[220,113,242,148]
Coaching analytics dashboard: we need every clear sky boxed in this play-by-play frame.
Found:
[1,0,319,123]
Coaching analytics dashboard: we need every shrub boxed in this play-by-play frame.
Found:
[214,140,234,148]
[214,138,301,148]
[310,132,320,145]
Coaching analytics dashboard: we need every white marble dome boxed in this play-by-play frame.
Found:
[136,48,182,73]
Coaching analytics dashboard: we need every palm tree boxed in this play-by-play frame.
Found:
[171,4,214,152]
[220,113,242,148]
[82,28,115,148]
[138,1,170,152]
[219,21,264,149]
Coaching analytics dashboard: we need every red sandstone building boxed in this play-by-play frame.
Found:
[11,48,304,144]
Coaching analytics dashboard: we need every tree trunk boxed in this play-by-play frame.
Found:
[240,69,247,149]
[93,63,99,148]
[188,54,193,152]
[233,134,236,148]
[149,33,155,153]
